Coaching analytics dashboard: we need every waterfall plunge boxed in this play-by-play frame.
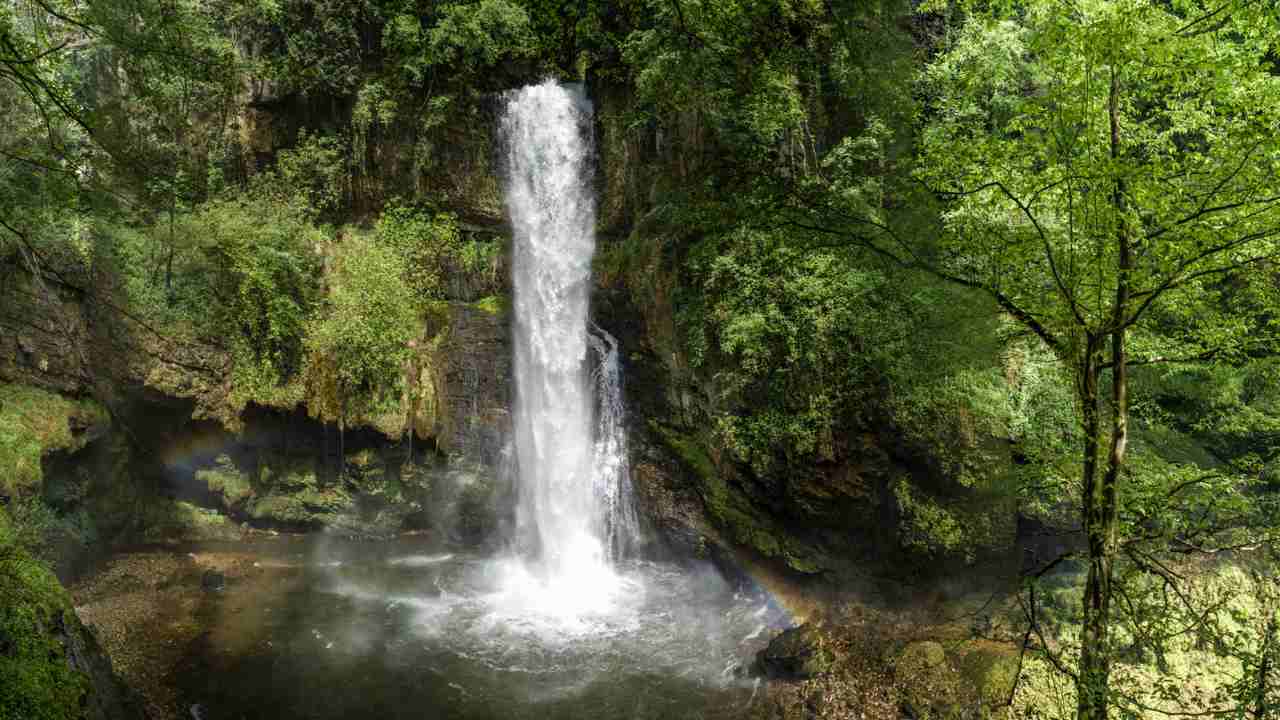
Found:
[501,81,637,604]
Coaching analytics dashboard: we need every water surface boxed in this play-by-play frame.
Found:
[174,536,782,720]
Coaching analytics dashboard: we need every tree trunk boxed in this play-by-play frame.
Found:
[1257,614,1276,720]
[1076,336,1111,720]
[1077,65,1133,720]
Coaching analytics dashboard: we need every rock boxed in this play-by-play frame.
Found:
[754,624,832,680]
[0,511,146,720]
[201,569,225,591]
[894,640,962,719]
[197,454,253,509]
[956,640,1020,715]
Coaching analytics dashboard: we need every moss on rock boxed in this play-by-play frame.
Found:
[0,510,142,720]
[0,511,86,719]
[471,295,508,316]
[755,624,834,679]
[139,501,244,543]
[0,383,106,497]
[249,487,353,526]
[894,640,964,719]
[652,421,828,574]
[955,640,1020,714]
[197,454,254,509]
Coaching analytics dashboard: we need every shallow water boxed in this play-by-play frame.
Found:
[173,536,786,720]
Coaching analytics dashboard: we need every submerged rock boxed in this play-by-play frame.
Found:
[201,569,225,591]
[754,623,832,680]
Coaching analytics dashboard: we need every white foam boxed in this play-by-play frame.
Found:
[387,554,455,567]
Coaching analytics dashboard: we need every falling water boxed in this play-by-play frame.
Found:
[500,80,636,595]
[589,323,639,560]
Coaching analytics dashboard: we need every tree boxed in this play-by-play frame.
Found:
[802,0,1280,715]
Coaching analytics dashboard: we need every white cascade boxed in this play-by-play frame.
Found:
[500,80,636,597]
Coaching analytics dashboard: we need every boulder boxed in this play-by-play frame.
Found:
[955,640,1020,715]
[894,640,962,719]
[754,624,832,680]
[0,511,146,720]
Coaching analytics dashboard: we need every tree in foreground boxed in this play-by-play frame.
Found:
[804,0,1280,715]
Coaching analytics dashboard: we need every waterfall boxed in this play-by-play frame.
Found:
[589,324,639,561]
[500,80,636,586]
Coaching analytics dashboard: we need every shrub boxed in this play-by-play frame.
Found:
[193,195,325,391]
[306,232,418,422]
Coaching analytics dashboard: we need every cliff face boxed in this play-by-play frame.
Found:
[0,76,1019,591]
[0,263,513,554]
[587,82,1019,583]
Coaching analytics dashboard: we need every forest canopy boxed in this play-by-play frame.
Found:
[1,0,1278,717]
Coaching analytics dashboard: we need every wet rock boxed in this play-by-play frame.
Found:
[754,624,832,680]
[201,570,225,591]
[0,511,146,720]
[894,640,964,719]
[198,454,252,510]
[955,640,1020,715]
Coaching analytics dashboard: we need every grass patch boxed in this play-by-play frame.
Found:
[0,384,106,497]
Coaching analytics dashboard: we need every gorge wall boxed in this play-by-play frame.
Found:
[1,73,1024,591]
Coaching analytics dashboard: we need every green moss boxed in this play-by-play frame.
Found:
[652,421,825,573]
[471,295,507,315]
[895,640,965,720]
[0,383,106,497]
[956,641,1020,713]
[0,510,91,719]
[260,463,320,490]
[197,454,253,508]
[651,421,717,483]
[139,500,242,542]
[249,487,352,525]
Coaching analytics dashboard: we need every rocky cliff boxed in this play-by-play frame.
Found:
[0,75,1024,594]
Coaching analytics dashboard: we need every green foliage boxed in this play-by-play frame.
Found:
[0,384,105,498]
[620,0,915,167]
[914,0,1280,353]
[906,2,1280,712]
[267,130,350,219]
[5,495,98,568]
[193,195,325,392]
[375,204,462,303]
[374,202,502,302]
[388,0,534,76]
[306,232,417,421]
[686,232,884,473]
[1018,560,1280,718]
[0,509,90,720]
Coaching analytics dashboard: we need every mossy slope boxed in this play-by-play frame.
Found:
[0,510,144,720]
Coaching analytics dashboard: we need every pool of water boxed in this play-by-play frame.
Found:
[172,536,787,720]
